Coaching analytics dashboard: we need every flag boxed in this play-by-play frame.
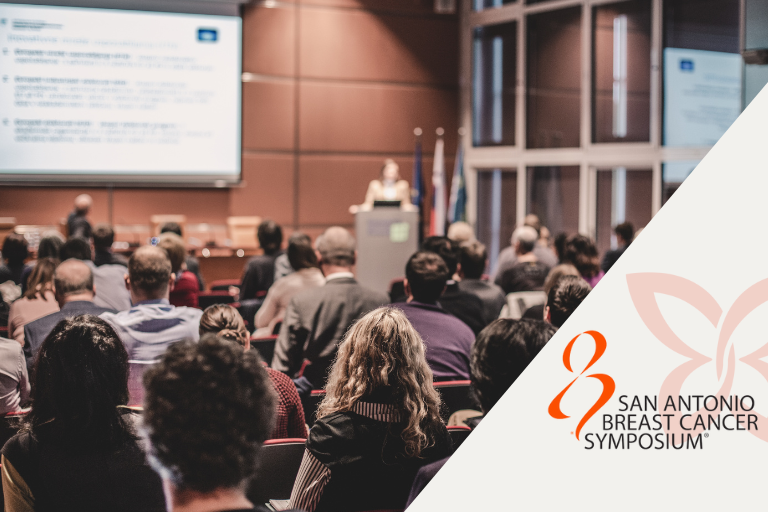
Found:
[430,136,446,236]
[412,137,425,243]
[448,141,466,223]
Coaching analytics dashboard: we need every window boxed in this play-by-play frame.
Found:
[526,166,579,237]
[526,7,582,148]
[592,0,652,143]
[473,22,517,147]
[662,161,698,204]
[474,0,515,11]
[477,169,517,273]
[595,168,653,257]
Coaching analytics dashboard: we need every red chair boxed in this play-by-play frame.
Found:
[447,425,472,450]
[247,438,307,505]
[433,381,478,422]
[197,290,236,309]
[0,326,8,338]
[250,335,278,366]
[209,279,241,291]
[302,389,326,427]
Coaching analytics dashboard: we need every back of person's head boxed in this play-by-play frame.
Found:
[23,257,59,300]
[512,226,538,254]
[405,251,450,303]
[199,304,249,348]
[128,246,172,298]
[2,233,29,266]
[142,335,276,494]
[563,235,600,278]
[92,224,115,250]
[319,307,442,458]
[471,319,557,413]
[156,232,186,274]
[74,194,93,214]
[421,236,459,275]
[316,226,356,267]
[459,240,487,279]
[257,220,283,255]
[447,222,475,244]
[554,232,568,263]
[543,263,580,296]
[37,231,65,260]
[61,237,92,261]
[615,222,634,245]
[546,275,591,328]
[287,232,317,271]
[28,315,131,448]
[159,222,183,238]
[523,214,542,235]
[54,259,94,300]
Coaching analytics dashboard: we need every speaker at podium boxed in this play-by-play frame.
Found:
[354,205,419,294]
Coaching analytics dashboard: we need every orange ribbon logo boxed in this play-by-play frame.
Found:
[548,330,615,440]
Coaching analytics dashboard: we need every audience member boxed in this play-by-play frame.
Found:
[563,234,604,287]
[421,236,487,335]
[254,233,325,338]
[393,252,475,381]
[458,240,506,323]
[199,304,307,439]
[240,219,284,301]
[0,334,29,415]
[545,275,592,328]
[289,307,452,512]
[494,214,558,280]
[160,222,204,291]
[553,232,569,263]
[7,258,59,343]
[20,231,65,295]
[0,234,29,287]
[447,221,475,244]
[66,193,93,239]
[93,224,128,267]
[495,226,550,294]
[23,259,116,371]
[466,318,557,430]
[100,246,202,360]
[1,315,165,511]
[521,263,580,320]
[272,226,388,389]
[62,237,132,311]
[601,222,634,273]
[157,232,199,308]
[142,335,289,512]
[273,232,310,282]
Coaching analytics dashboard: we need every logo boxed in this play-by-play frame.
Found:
[197,28,218,42]
[680,59,694,71]
[548,330,615,440]
[627,273,768,442]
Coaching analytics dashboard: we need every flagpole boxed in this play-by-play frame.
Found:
[431,127,446,236]
[413,127,424,245]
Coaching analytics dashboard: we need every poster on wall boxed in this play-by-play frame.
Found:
[663,48,741,146]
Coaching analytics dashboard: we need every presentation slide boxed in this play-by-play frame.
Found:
[0,3,241,181]
[663,48,741,147]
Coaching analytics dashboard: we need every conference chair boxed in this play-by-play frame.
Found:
[302,389,326,427]
[499,291,547,320]
[209,279,241,291]
[250,335,278,366]
[127,360,157,407]
[447,425,472,451]
[247,438,307,505]
[197,290,237,310]
[433,381,478,423]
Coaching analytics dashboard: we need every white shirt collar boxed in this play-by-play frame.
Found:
[325,271,354,282]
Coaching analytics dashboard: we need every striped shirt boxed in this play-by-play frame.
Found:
[100,299,202,361]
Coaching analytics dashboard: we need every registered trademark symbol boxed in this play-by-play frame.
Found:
[704,433,709,438]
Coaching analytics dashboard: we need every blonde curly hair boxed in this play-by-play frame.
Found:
[317,307,443,458]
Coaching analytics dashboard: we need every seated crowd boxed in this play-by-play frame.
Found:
[0,196,621,511]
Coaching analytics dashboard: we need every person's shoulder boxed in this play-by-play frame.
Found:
[173,305,204,320]
[265,366,294,388]
[2,429,35,461]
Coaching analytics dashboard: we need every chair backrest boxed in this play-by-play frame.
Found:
[250,336,278,366]
[302,389,326,427]
[447,425,472,451]
[433,381,478,422]
[210,279,241,291]
[247,438,306,504]
[197,290,236,310]
[499,291,547,320]
[127,360,157,407]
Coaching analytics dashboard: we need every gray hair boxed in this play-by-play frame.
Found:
[54,259,94,297]
[316,227,356,267]
[512,226,538,254]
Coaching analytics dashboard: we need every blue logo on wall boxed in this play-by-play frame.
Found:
[680,59,694,72]
[197,28,218,42]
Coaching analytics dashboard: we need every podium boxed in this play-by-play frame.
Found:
[355,209,419,295]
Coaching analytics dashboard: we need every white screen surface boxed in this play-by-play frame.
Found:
[0,3,241,183]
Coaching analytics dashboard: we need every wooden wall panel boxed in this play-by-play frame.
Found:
[242,81,296,151]
[242,4,296,76]
[232,154,295,225]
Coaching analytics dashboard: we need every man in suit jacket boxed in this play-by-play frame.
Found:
[601,222,634,273]
[392,252,475,381]
[23,259,116,371]
[457,240,506,325]
[272,227,388,389]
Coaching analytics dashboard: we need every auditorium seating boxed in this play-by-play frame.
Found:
[209,279,241,291]
[433,381,478,422]
[302,389,326,427]
[247,438,306,505]
[447,425,472,450]
[251,335,278,365]
[198,290,237,309]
